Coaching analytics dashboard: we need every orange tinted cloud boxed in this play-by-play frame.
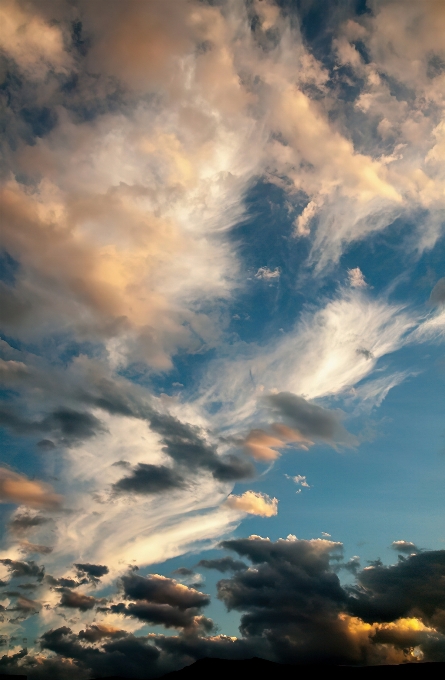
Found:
[225,491,278,517]
[0,467,62,509]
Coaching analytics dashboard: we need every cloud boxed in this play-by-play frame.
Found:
[0,558,44,582]
[265,392,355,446]
[254,267,280,281]
[19,541,53,555]
[121,573,209,610]
[59,588,104,612]
[390,541,420,555]
[112,572,213,631]
[78,624,126,643]
[225,491,278,517]
[349,551,445,630]
[197,557,247,573]
[8,510,50,536]
[286,474,310,488]
[74,563,109,583]
[348,267,368,288]
[0,468,62,509]
[113,463,185,496]
[430,278,445,306]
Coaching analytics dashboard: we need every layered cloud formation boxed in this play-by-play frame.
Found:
[1,0,445,677]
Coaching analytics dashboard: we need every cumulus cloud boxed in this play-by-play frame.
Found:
[254,267,280,281]
[390,541,420,555]
[59,588,105,612]
[0,468,62,509]
[348,267,368,288]
[225,491,278,517]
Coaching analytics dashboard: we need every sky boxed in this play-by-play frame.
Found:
[0,0,445,677]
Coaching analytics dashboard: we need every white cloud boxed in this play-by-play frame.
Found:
[286,474,310,488]
[225,491,278,517]
[255,267,281,280]
[348,267,368,288]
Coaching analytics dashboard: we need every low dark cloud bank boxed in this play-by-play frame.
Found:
[3,539,445,678]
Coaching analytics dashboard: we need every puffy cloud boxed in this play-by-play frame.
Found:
[348,267,368,289]
[59,588,105,612]
[391,541,420,555]
[113,463,185,496]
[225,491,278,517]
[0,0,71,79]
[111,573,213,631]
[254,267,280,281]
[349,551,445,630]
[0,468,62,509]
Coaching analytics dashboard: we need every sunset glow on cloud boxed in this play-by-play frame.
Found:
[1,1,445,677]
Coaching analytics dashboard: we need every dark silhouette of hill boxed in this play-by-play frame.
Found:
[2,657,445,679]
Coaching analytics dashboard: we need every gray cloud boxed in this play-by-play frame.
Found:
[121,573,210,610]
[197,557,247,573]
[265,392,356,445]
[74,562,109,583]
[113,463,185,496]
[430,278,445,305]
[8,511,50,536]
[348,551,445,630]
[59,588,105,612]
[0,559,44,582]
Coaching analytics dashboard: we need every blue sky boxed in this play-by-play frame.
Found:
[1,0,445,677]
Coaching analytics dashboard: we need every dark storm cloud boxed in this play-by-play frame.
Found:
[8,511,50,535]
[197,557,247,573]
[113,463,185,495]
[40,626,162,679]
[74,562,109,583]
[121,573,210,610]
[59,588,105,612]
[217,536,350,665]
[348,550,445,629]
[430,277,445,305]
[0,559,44,582]
[265,392,354,444]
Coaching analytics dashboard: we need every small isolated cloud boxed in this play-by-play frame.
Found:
[244,423,313,462]
[8,510,50,536]
[74,563,109,583]
[348,267,367,288]
[225,491,278,517]
[391,540,420,555]
[265,392,356,446]
[0,468,62,509]
[321,532,331,538]
[197,557,247,573]
[430,278,445,306]
[255,267,281,280]
[19,541,53,555]
[59,589,104,612]
[295,200,318,237]
[286,474,310,488]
